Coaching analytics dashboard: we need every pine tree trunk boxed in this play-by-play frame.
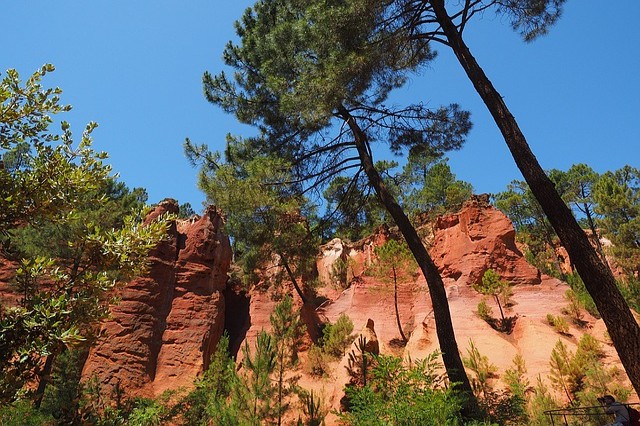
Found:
[279,253,309,305]
[393,266,408,342]
[429,0,640,395]
[337,105,481,419]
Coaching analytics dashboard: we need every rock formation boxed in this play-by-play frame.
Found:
[81,200,232,398]
[430,194,541,287]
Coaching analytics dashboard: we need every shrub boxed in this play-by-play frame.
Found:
[297,389,327,426]
[321,314,354,358]
[305,345,330,377]
[562,289,585,326]
[477,299,494,322]
[566,272,599,317]
[463,339,498,398]
[546,314,570,335]
[0,400,54,426]
[330,257,350,289]
[339,352,462,425]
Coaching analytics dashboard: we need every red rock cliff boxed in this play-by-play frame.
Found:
[81,200,232,398]
[429,194,541,286]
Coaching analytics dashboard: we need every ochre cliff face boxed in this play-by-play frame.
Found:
[311,196,632,421]
[81,201,232,398]
[430,194,541,287]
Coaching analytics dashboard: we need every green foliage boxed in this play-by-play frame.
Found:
[235,331,278,425]
[345,336,374,388]
[323,173,390,242]
[297,389,327,426]
[494,180,563,278]
[566,272,599,318]
[526,377,559,426]
[0,66,169,404]
[503,354,530,400]
[38,349,86,423]
[321,314,354,359]
[270,295,305,425]
[340,352,463,425]
[593,165,640,275]
[180,334,239,425]
[562,289,585,325]
[463,340,498,399]
[478,389,528,426]
[127,396,173,426]
[0,399,55,425]
[177,202,196,218]
[304,344,330,377]
[547,336,629,407]
[373,239,416,342]
[330,257,351,289]
[186,148,318,302]
[545,314,570,335]
[617,276,640,313]
[473,270,516,333]
[476,300,494,322]
[401,155,472,219]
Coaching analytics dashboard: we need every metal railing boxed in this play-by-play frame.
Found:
[544,402,639,426]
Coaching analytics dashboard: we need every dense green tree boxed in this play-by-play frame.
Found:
[560,164,605,261]
[593,166,640,275]
[186,151,318,304]
[0,66,168,405]
[401,155,472,219]
[199,0,480,416]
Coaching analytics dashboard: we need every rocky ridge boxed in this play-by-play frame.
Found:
[0,196,633,413]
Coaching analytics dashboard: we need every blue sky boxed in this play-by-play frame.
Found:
[3,1,638,212]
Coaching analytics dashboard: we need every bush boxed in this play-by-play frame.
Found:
[562,289,585,326]
[546,314,570,335]
[339,353,463,425]
[0,400,54,426]
[321,314,354,358]
[477,299,494,322]
[305,345,330,377]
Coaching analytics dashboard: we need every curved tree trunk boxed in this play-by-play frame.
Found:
[392,266,408,343]
[279,253,309,305]
[429,0,640,395]
[337,105,482,419]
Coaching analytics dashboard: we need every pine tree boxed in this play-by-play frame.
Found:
[236,331,277,425]
[196,0,480,416]
[270,295,305,426]
[373,240,417,343]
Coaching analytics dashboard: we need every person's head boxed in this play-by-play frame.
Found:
[599,395,616,405]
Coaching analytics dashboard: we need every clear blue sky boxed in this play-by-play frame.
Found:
[3,1,639,212]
